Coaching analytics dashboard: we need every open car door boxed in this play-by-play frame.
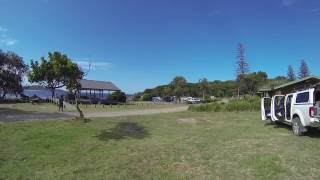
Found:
[261,97,271,120]
[271,95,285,121]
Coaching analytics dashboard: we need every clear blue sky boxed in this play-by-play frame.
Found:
[1,0,320,93]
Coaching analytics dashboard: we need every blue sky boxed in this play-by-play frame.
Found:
[1,0,320,93]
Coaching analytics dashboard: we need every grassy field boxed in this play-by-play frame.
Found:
[1,111,320,179]
[0,102,184,114]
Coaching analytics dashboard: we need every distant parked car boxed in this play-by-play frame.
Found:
[152,97,163,103]
[186,97,201,104]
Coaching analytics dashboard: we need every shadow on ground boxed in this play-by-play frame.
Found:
[264,121,320,138]
[96,122,150,141]
[0,107,34,115]
[0,108,73,122]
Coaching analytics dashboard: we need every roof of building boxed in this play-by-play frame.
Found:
[79,79,120,91]
[259,76,320,92]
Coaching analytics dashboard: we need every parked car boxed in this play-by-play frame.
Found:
[152,96,162,103]
[261,87,320,136]
[186,97,201,104]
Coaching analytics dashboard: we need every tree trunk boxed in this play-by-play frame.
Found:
[202,91,205,101]
[75,93,84,119]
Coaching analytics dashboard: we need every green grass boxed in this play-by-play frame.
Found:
[1,112,320,179]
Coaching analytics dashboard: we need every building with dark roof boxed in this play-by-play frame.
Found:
[259,76,320,97]
[78,79,121,100]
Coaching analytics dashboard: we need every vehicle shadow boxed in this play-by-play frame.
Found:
[264,121,320,138]
[95,122,150,141]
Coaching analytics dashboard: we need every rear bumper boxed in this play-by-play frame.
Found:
[309,117,320,127]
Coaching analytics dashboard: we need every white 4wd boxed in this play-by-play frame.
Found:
[261,88,320,136]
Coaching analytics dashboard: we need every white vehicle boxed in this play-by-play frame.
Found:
[261,88,320,136]
[186,97,201,104]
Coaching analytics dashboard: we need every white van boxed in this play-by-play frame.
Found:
[261,88,320,136]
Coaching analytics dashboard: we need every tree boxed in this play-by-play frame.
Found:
[236,43,250,98]
[287,65,296,81]
[170,76,187,102]
[28,52,72,98]
[199,78,210,100]
[0,50,28,100]
[64,59,85,119]
[108,91,127,103]
[238,71,268,95]
[29,51,85,118]
[298,59,310,79]
[236,43,250,76]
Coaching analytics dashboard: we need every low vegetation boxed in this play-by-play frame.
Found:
[188,96,260,112]
[2,112,320,179]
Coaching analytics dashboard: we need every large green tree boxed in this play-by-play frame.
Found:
[28,52,73,98]
[170,76,187,102]
[238,71,268,95]
[0,50,28,100]
[29,51,85,118]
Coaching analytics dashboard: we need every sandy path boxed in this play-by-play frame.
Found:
[0,106,189,122]
[64,106,189,118]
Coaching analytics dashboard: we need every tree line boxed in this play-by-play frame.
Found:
[135,43,312,101]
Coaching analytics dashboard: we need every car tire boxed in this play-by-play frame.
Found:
[292,116,304,136]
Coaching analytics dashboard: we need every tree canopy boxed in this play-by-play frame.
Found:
[287,65,296,81]
[29,51,85,118]
[0,50,28,99]
[170,76,187,102]
[135,71,276,101]
[28,52,80,98]
[236,43,250,77]
[298,59,310,79]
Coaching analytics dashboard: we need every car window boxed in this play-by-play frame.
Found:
[296,92,309,103]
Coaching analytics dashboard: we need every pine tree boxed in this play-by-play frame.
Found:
[287,65,296,81]
[298,59,310,79]
[236,43,250,76]
[236,43,250,98]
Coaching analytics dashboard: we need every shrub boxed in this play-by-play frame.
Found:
[188,96,260,112]
[108,91,127,103]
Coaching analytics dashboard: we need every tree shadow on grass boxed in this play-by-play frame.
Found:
[95,122,150,141]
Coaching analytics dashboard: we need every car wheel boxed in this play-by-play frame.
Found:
[292,116,304,136]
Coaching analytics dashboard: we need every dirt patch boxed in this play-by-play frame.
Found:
[177,118,208,124]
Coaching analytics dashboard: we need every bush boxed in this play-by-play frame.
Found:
[188,96,260,112]
[108,91,127,103]
[141,93,156,101]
